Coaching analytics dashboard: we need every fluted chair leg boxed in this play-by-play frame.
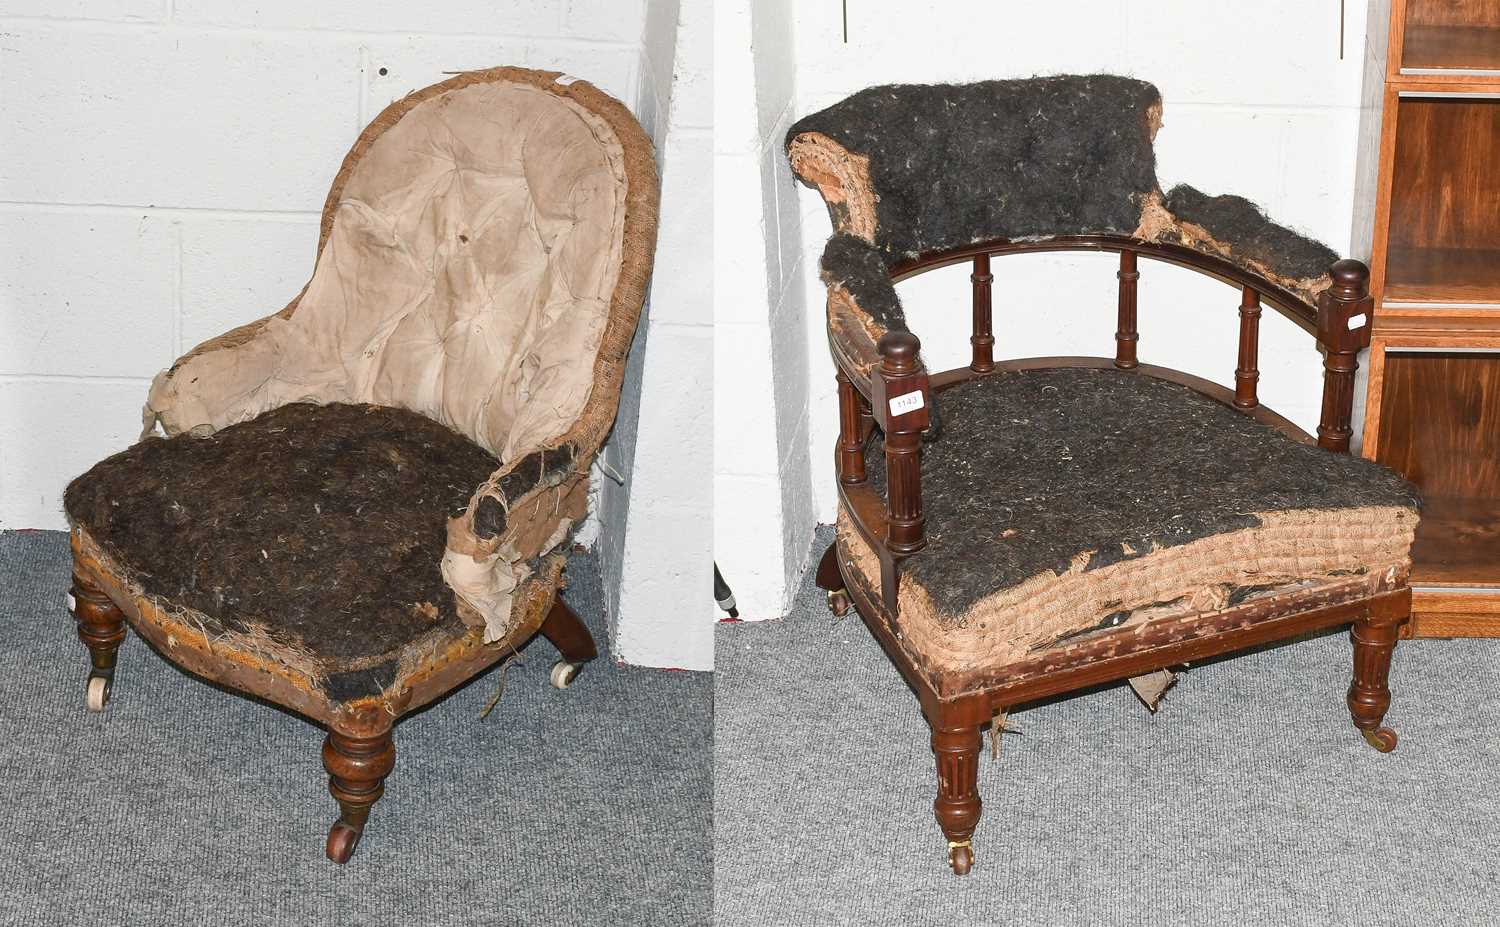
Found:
[1348,611,1402,753]
[930,723,982,875]
[927,697,988,875]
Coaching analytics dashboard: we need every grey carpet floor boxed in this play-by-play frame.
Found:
[0,530,711,927]
[715,526,1500,927]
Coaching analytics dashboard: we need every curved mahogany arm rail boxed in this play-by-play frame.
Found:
[828,234,1375,611]
[886,235,1323,332]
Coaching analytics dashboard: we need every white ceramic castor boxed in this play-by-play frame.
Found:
[85,675,110,712]
[549,660,581,690]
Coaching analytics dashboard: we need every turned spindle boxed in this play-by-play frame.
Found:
[836,369,867,484]
[1234,286,1262,409]
[970,253,995,373]
[1115,250,1139,369]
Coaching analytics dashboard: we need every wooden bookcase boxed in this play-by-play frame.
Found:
[1356,0,1500,637]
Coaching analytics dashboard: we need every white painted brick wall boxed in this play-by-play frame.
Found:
[0,379,149,525]
[712,0,816,622]
[721,0,1377,618]
[0,0,162,23]
[0,0,705,671]
[599,0,714,670]
[171,0,566,36]
[0,209,177,377]
[1,27,363,210]
[178,216,321,350]
[564,0,648,43]
[0,3,651,531]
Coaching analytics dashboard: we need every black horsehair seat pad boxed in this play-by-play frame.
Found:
[787,76,1337,278]
[852,367,1418,663]
[65,402,501,702]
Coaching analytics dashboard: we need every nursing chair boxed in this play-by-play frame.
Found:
[63,67,658,862]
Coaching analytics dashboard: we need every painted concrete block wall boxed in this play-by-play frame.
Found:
[712,0,816,622]
[0,1,645,529]
[592,0,673,647]
[720,0,1376,617]
[603,0,715,671]
[0,1,707,668]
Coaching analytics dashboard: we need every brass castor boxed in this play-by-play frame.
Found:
[826,589,850,617]
[1362,727,1398,753]
[948,841,973,875]
[326,820,362,863]
[85,672,112,712]
[550,659,582,689]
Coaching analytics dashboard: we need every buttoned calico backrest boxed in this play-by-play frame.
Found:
[146,72,637,464]
[317,80,629,459]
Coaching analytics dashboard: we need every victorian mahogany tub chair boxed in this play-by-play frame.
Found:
[787,76,1419,875]
[62,67,657,862]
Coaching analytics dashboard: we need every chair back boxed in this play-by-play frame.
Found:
[787,75,1163,263]
[149,68,659,466]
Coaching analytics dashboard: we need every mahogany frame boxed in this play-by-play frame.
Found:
[56,66,646,866]
[814,234,1412,875]
[69,534,599,864]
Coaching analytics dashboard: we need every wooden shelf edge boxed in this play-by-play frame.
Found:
[1397,23,1500,79]
[1372,307,1500,343]
[1360,4,1500,639]
[1389,73,1500,92]
[1405,587,1500,638]
[1383,246,1500,308]
[1407,494,1500,588]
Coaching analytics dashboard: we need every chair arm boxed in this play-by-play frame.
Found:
[1315,260,1373,453]
[140,292,303,441]
[441,444,589,642]
[1152,184,1341,309]
[1317,259,1374,352]
[821,233,908,386]
[872,332,930,555]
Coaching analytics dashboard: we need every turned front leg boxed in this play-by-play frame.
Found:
[928,698,986,875]
[322,727,396,863]
[69,568,127,712]
[1348,609,1403,753]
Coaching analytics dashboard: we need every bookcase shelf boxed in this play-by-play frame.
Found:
[1401,24,1500,73]
[1397,0,1500,76]
[1361,0,1500,637]
[1385,246,1500,304]
[1410,495,1500,588]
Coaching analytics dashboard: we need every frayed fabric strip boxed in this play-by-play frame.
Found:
[441,529,527,644]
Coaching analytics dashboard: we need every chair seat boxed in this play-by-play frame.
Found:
[843,365,1419,682]
[64,402,502,702]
